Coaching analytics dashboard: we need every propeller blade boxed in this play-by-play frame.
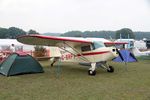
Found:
[116,49,124,61]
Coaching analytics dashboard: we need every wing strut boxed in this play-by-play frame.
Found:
[62,42,91,63]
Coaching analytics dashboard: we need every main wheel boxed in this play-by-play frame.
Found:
[88,70,96,76]
[107,66,114,73]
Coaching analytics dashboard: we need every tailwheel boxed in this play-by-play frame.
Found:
[107,66,114,73]
[88,70,96,76]
[51,63,54,67]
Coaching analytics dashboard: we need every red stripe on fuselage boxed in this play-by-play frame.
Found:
[77,51,110,56]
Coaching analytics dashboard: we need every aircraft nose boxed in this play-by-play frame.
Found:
[112,49,116,52]
[112,49,118,54]
[111,48,119,58]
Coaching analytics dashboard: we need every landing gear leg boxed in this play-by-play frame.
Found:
[51,57,59,67]
[51,60,56,67]
[88,63,96,76]
[100,62,114,73]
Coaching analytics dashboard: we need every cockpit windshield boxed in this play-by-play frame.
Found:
[93,41,105,49]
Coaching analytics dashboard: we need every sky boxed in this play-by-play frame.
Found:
[0,0,150,33]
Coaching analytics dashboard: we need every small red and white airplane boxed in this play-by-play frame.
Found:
[17,35,127,76]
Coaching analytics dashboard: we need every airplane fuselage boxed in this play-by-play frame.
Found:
[59,46,118,63]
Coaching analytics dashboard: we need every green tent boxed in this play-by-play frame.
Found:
[0,53,44,76]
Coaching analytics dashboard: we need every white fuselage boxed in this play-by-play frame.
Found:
[59,46,118,63]
[48,39,119,63]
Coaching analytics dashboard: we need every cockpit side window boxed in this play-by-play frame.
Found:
[81,45,91,52]
[81,41,105,51]
[93,41,105,49]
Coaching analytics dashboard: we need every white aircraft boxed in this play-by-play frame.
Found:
[132,47,150,56]
[17,35,127,76]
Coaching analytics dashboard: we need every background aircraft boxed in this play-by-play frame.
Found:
[132,47,150,56]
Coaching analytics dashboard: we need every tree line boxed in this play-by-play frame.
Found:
[62,28,150,40]
[0,27,150,40]
[0,27,39,39]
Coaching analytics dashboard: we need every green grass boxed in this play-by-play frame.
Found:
[136,56,150,60]
[0,60,150,100]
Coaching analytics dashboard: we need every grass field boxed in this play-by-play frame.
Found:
[0,59,150,100]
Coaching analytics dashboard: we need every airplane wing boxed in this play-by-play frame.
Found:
[17,35,92,47]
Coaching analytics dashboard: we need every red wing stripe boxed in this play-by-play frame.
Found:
[18,35,92,44]
[104,42,128,44]
[77,51,110,56]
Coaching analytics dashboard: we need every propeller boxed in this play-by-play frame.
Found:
[116,48,124,61]
[109,36,124,61]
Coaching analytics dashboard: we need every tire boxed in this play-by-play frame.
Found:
[107,66,114,73]
[88,70,96,76]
